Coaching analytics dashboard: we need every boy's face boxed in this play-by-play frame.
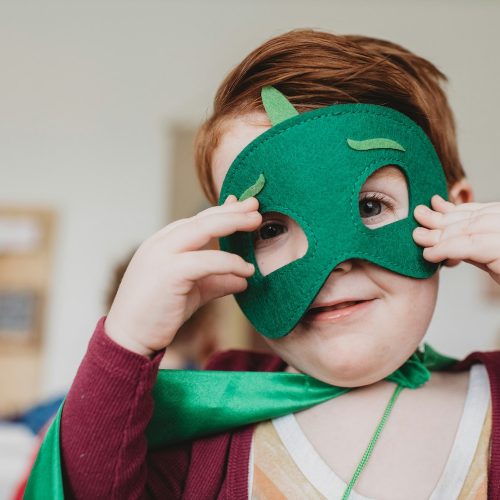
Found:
[212,112,440,387]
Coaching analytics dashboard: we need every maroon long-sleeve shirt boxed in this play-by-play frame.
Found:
[60,317,500,499]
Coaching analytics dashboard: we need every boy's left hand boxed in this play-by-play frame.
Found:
[412,195,500,285]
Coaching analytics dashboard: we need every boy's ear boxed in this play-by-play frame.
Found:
[448,177,474,204]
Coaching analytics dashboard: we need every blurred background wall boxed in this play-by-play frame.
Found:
[1,0,499,403]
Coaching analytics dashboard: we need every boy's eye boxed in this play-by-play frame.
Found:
[256,221,288,241]
[359,198,383,218]
[358,193,395,222]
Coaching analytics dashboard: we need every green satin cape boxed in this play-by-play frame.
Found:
[24,343,458,499]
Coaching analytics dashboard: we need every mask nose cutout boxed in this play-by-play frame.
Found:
[252,211,308,276]
[358,165,409,230]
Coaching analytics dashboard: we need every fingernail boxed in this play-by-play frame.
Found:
[240,196,256,203]
[415,205,429,214]
[247,212,261,219]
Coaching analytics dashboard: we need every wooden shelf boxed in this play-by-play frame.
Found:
[0,206,55,416]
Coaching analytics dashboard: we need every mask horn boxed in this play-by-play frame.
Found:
[261,85,299,126]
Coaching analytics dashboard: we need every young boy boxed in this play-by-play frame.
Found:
[27,29,500,499]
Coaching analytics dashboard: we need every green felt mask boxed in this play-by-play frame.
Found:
[218,86,447,339]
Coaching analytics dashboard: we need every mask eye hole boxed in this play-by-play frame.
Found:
[252,211,308,276]
[358,165,409,230]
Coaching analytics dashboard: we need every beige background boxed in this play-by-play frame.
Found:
[0,1,499,400]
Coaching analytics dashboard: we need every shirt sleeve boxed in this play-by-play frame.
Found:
[60,316,171,499]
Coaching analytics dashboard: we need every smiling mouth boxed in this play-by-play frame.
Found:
[309,300,364,313]
[303,299,375,322]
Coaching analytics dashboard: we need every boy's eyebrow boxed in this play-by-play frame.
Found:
[347,137,405,152]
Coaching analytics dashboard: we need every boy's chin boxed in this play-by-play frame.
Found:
[296,343,423,388]
[311,370,391,388]
[289,355,395,388]
[270,324,424,387]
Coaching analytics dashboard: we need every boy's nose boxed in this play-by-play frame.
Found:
[332,259,353,274]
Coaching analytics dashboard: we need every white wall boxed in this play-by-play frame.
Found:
[1,1,499,397]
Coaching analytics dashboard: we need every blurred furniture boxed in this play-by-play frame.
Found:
[0,207,55,416]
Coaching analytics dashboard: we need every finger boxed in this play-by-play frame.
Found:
[414,204,482,227]
[166,211,262,253]
[153,197,260,242]
[197,273,249,304]
[178,249,255,281]
[224,194,238,204]
[192,196,259,219]
[223,194,235,204]
[413,205,445,228]
[147,217,192,243]
[412,227,442,247]
[414,203,500,230]
[422,233,500,271]
[431,194,500,213]
[430,194,456,213]
[427,198,500,217]
[413,213,500,247]
[444,200,500,212]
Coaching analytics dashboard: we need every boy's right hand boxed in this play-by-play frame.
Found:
[105,195,261,357]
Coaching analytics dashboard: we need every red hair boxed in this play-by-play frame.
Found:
[194,29,464,205]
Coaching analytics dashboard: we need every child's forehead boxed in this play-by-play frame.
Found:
[212,112,271,196]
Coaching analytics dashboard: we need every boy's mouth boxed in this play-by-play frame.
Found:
[308,300,363,312]
[303,298,375,322]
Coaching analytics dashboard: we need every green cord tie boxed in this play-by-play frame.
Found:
[342,383,405,499]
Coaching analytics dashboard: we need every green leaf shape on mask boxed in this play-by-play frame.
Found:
[347,137,406,152]
[261,86,299,126]
[238,173,266,201]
